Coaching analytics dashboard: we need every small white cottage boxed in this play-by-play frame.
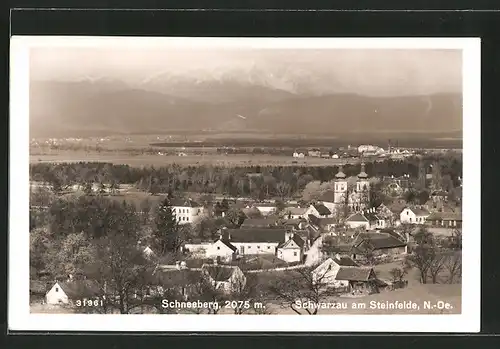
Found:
[45,280,101,305]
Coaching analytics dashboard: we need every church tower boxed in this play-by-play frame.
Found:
[356,162,370,209]
[334,164,348,205]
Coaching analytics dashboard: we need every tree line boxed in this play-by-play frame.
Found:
[29,155,462,199]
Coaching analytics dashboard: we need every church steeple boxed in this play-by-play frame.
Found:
[358,162,368,179]
[335,164,346,179]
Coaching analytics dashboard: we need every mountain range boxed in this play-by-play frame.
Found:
[29,77,462,138]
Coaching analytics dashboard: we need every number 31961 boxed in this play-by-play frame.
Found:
[75,299,104,307]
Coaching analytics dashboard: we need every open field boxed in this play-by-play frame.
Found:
[30,151,362,167]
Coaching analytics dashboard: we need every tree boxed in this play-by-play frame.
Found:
[443,252,462,284]
[275,199,286,213]
[405,229,439,284]
[428,253,446,284]
[225,207,246,228]
[153,198,182,255]
[268,267,340,315]
[275,181,291,200]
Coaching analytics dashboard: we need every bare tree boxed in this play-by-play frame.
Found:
[268,266,339,315]
[405,229,439,284]
[443,252,462,284]
[428,253,446,284]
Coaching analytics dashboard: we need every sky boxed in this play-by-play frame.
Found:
[30,46,462,97]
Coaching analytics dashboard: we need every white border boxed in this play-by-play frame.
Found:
[10,37,481,333]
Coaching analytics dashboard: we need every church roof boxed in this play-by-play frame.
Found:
[335,165,347,179]
[357,163,369,179]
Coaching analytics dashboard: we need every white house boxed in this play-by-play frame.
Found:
[247,203,276,216]
[45,280,100,305]
[171,198,204,225]
[305,203,333,219]
[276,235,306,263]
[284,207,309,220]
[201,264,246,294]
[220,228,289,256]
[399,207,430,225]
[311,255,359,290]
[206,239,238,262]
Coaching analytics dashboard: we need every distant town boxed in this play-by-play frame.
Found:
[29,139,462,315]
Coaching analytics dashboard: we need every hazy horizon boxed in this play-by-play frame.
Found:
[29,44,463,138]
[31,47,462,97]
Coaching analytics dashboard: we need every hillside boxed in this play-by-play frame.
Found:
[29,79,462,138]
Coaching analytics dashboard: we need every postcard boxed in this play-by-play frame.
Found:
[9,36,480,332]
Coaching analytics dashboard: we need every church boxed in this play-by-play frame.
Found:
[319,163,371,215]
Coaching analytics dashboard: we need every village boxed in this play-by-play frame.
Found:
[29,151,463,315]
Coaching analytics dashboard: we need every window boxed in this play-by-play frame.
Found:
[267,246,270,249]
[55,287,59,292]
[257,246,260,249]
[248,246,251,249]
[217,246,220,250]
[409,218,412,223]
[178,217,181,221]
[294,252,297,256]
[407,211,409,215]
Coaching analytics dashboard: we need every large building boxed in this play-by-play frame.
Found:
[319,163,371,215]
[171,199,204,225]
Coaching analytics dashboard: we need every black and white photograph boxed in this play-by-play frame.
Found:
[9,37,480,332]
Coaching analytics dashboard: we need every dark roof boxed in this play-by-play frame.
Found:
[149,269,202,287]
[317,217,337,226]
[223,228,287,243]
[407,207,430,216]
[427,212,462,221]
[285,207,308,215]
[279,234,306,249]
[329,244,353,253]
[333,255,359,267]
[336,267,375,281]
[202,265,239,281]
[58,280,101,298]
[292,235,306,248]
[169,198,202,208]
[313,204,332,216]
[240,218,278,228]
[353,232,406,252]
[346,213,369,223]
[220,239,238,252]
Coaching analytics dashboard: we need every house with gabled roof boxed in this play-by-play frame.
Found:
[220,228,288,256]
[345,209,385,230]
[170,198,205,225]
[240,217,279,229]
[46,280,101,305]
[284,207,309,220]
[219,227,307,262]
[206,239,238,262]
[247,202,277,216]
[305,203,333,219]
[277,234,306,263]
[145,266,203,300]
[312,254,359,289]
[335,266,384,294]
[201,264,246,294]
[350,231,407,259]
[400,207,430,225]
[426,211,462,229]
